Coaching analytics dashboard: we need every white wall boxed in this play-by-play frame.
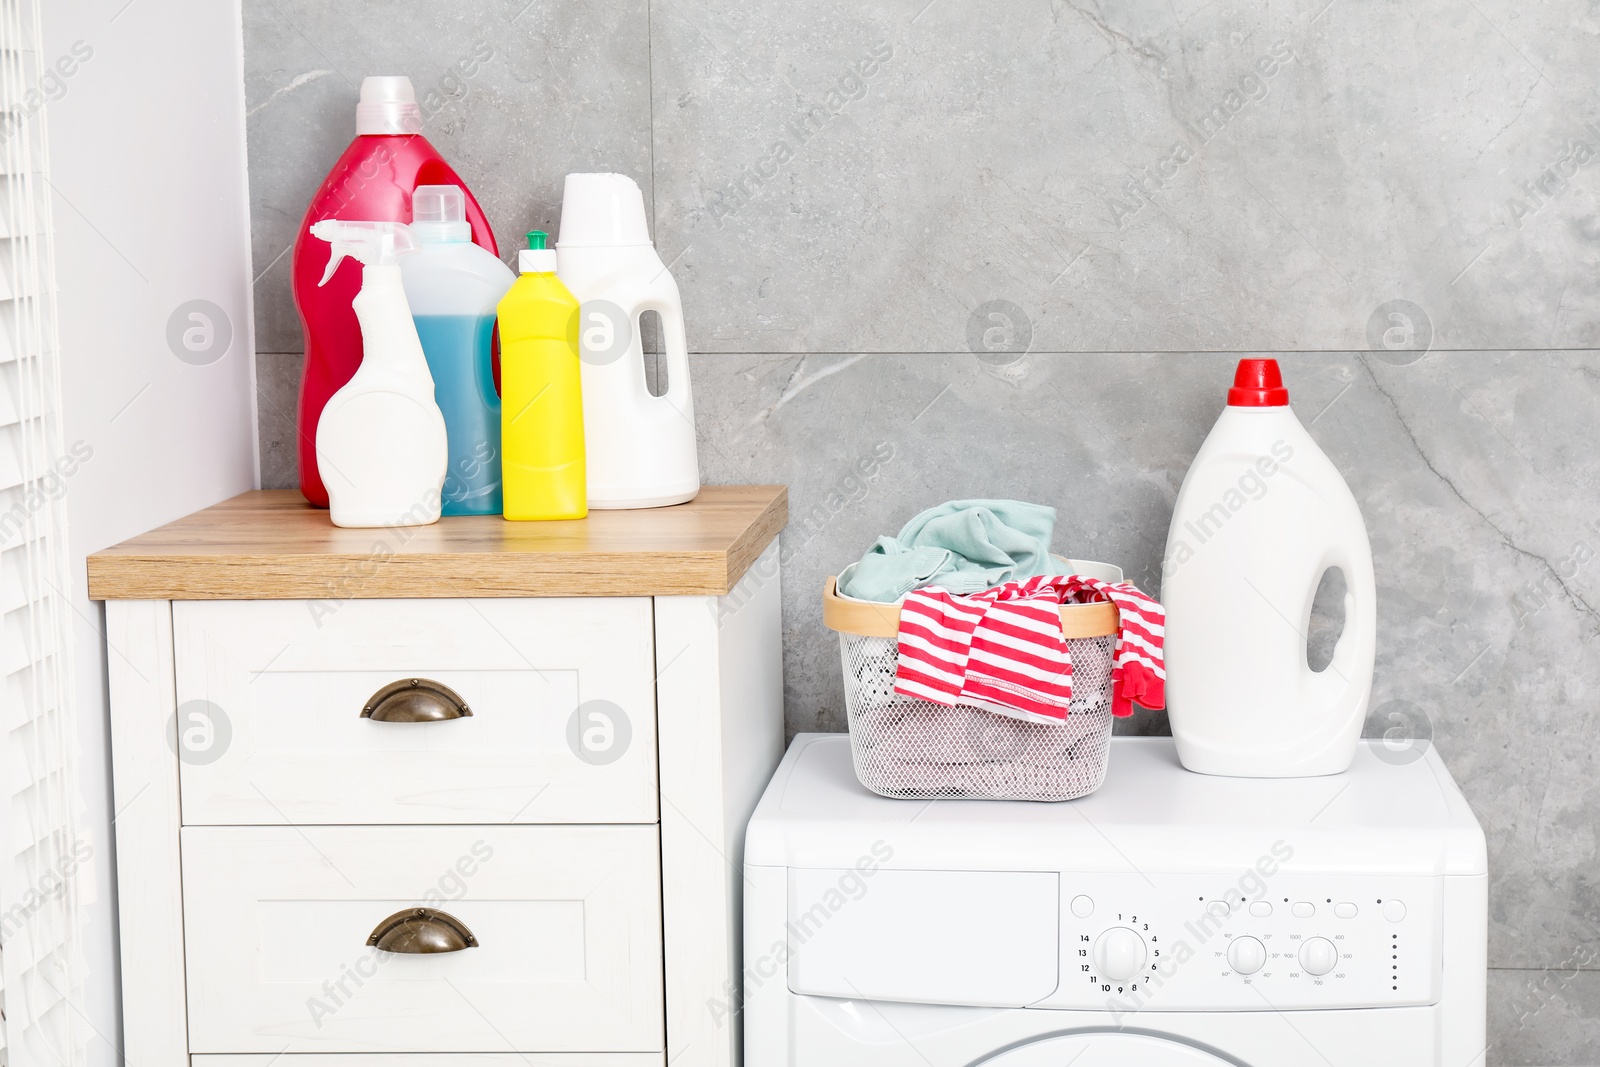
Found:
[42,1,258,1062]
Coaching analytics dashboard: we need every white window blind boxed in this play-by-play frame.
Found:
[0,0,88,1063]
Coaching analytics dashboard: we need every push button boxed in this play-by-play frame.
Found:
[1249,900,1273,917]
[1334,902,1358,919]
[1291,901,1316,918]
[1383,899,1407,922]
[1071,895,1095,918]
[1207,900,1230,917]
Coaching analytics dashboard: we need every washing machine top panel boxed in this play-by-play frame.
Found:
[746,735,1485,875]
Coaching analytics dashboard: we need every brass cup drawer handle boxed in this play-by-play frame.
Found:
[366,907,479,953]
[361,678,472,722]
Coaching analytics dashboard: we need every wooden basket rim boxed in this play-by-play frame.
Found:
[822,575,1120,640]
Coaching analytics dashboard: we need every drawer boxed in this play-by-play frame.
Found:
[182,825,664,1054]
[173,598,657,824]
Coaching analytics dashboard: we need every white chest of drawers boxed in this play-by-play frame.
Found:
[89,487,787,1067]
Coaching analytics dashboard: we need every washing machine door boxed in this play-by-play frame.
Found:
[978,1032,1241,1066]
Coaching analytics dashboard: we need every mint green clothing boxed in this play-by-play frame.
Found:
[839,499,1057,602]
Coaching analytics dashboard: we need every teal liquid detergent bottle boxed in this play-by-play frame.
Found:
[400,185,517,514]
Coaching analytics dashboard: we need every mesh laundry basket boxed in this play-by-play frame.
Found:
[823,563,1122,802]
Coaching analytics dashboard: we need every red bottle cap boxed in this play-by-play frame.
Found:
[1227,358,1290,406]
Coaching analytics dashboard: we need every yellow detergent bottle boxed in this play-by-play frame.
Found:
[498,231,587,520]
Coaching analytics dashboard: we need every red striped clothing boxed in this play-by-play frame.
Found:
[893,575,1166,722]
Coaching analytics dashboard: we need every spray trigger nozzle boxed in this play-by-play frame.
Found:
[309,220,419,286]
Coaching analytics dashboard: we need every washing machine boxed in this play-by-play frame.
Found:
[743,734,1486,1067]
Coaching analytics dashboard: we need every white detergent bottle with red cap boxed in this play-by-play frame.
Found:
[1161,358,1376,777]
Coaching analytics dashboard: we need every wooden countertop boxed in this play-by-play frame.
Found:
[88,487,788,600]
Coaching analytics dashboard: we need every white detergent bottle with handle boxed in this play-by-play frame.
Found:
[309,220,447,528]
[556,172,699,509]
[1161,358,1376,777]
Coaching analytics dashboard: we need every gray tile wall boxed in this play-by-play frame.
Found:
[244,2,1600,1061]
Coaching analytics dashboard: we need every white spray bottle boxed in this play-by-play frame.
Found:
[1161,358,1377,778]
[309,220,448,528]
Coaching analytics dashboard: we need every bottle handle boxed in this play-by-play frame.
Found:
[1305,539,1377,738]
[638,296,692,414]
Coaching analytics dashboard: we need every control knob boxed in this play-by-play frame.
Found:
[1299,937,1338,976]
[1093,927,1148,981]
[1227,935,1266,975]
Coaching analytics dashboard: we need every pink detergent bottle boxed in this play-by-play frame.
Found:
[292,76,499,508]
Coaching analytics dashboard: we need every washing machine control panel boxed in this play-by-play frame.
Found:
[1038,872,1440,1012]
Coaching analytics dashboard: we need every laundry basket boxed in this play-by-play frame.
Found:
[823,560,1123,802]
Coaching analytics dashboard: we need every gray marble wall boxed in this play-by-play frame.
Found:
[244,2,1600,1061]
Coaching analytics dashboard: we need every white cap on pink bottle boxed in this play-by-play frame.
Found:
[356,76,423,136]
